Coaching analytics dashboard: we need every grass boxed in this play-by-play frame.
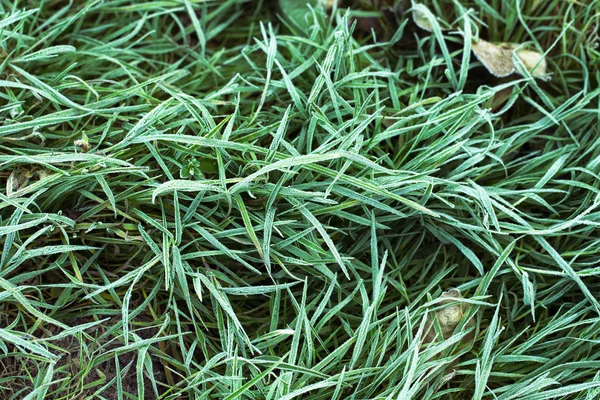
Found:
[0,0,599,398]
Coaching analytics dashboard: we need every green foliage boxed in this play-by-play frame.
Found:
[0,0,599,398]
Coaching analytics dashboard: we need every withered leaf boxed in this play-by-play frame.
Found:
[471,39,515,78]
[7,170,31,197]
[472,39,549,80]
[423,289,475,344]
[516,49,548,79]
[6,169,49,197]
[74,138,90,152]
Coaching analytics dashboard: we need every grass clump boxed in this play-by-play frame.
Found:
[1,0,600,398]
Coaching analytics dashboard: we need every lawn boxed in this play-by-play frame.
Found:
[1,0,600,399]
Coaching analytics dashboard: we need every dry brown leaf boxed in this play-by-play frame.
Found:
[516,49,548,78]
[6,168,49,197]
[471,39,515,78]
[491,87,514,111]
[472,39,549,80]
[7,170,30,197]
[423,289,475,344]
[74,139,90,152]
[75,133,91,152]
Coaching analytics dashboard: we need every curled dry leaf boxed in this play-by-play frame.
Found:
[490,87,514,111]
[74,139,90,152]
[6,169,49,197]
[7,170,30,197]
[75,133,91,152]
[516,49,548,78]
[471,40,515,78]
[423,289,475,344]
[472,39,549,80]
